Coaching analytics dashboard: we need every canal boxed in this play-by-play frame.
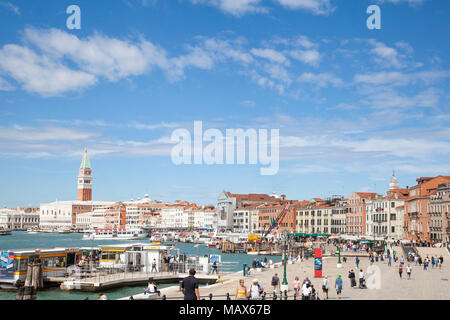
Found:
[0,231,282,300]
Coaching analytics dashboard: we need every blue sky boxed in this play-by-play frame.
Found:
[0,0,449,207]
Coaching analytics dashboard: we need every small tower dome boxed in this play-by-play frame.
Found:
[389,170,399,190]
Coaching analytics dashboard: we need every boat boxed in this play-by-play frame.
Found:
[206,240,219,248]
[0,229,12,236]
[247,250,269,255]
[0,247,83,290]
[58,228,71,234]
[83,228,148,240]
[26,228,39,234]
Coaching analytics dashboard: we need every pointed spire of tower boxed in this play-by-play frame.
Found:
[80,147,91,169]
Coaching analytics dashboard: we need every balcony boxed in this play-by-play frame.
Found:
[408,212,419,218]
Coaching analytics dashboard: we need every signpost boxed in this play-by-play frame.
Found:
[314,248,323,278]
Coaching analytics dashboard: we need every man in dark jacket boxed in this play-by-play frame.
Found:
[348,269,356,287]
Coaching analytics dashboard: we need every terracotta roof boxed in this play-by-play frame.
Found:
[355,192,377,199]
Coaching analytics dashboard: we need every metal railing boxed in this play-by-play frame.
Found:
[66,261,234,283]
[129,290,321,301]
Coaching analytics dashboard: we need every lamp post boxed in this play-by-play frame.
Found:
[337,236,342,268]
[280,233,289,292]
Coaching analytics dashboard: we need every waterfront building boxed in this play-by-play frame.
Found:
[258,199,301,236]
[346,192,377,236]
[233,203,264,233]
[194,206,217,230]
[296,199,332,235]
[404,176,450,242]
[331,198,347,234]
[160,204,186,229]
[217,191,282,231]
[104,202,126,229]
[39,200,114,230]
[366,190,407,241]
[0,208,39,230]
[91,210,107,229]
[429,183,450,244]
[75,211,92,230]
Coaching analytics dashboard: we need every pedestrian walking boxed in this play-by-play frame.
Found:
[439,255,444,269]
[301,282,311,300]
[303,276,311,286]
[355,256,359,268]
[293,276,301,296]
[406,264,412,280]
[322,276,329,299]
[388,255,392,266]
[235,279,247,300]
[358,269,366,289]
[248,279,264,300]
[151,258,158,272]
[348,269,356,288]
[271,273,281,293]
[335,275,343,299]
[181,268,200,300]
[399,264,403,278]
[431,256,435,269]
[211,260,218,274]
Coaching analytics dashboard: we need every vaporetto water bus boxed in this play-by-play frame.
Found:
[0,247,83,290]
[82,227,148,240]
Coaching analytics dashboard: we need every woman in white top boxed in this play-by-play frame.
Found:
[406,265,412,280]
[322,276,329,299]
[293,276,301,296]
[301,283,311,300]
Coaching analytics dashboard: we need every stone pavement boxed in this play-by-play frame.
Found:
[120,255,450,300]
[415,247,450,259]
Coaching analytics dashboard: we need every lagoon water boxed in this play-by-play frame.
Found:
[0,231,281,300]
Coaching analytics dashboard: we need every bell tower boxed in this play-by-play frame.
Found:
[77,148,92,201]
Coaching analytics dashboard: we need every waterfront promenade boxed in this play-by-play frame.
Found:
[121,251,450,300]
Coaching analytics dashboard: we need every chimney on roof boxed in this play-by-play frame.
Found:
[281,194,286,200]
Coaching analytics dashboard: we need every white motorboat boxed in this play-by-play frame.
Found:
[83,228,148,240]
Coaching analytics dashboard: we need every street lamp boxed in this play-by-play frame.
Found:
[337,236,342,268]
[280,233,289,292]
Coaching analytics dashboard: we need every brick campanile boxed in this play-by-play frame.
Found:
[77,148,92,201]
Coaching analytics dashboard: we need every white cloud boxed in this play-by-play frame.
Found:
[365,87,441,109]
[0,2,20,15]
[298,72,343,87]
[295,35,317,49]
[354,70,450,87]
[282,164,335,174]
[274,0,335,15]
[0,125,97,141]
[369,40,404,68]
[130,122,180,130]
[377,0,427,6]
[189,0,267,16]
[0,28,226,96]
[23,28,169,82]
[250,48,289,65]
[290,49,321,67]
[0,77,14,91]
[0,44,97,96]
